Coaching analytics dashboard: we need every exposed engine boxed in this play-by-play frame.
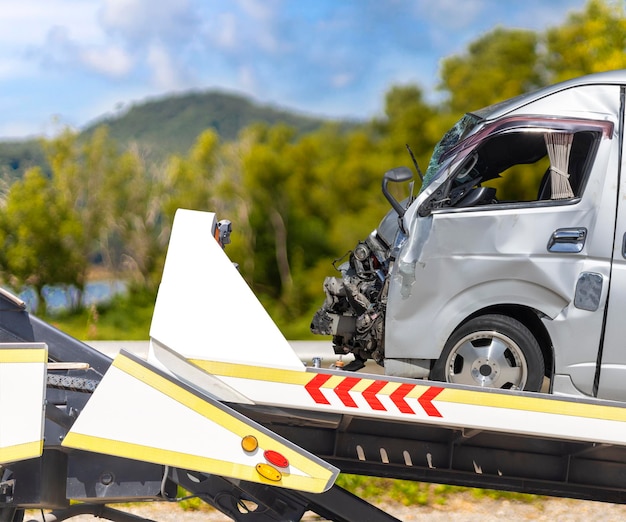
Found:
[310,230,392,371]
[311,165,415,372]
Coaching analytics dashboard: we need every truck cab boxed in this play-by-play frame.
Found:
[312,70,626,401]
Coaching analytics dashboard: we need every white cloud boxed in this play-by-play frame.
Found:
[235,0,279,22]
[217,0,282,53]
[0,0,101,45]
[99,0,198,42]
[212,12,238,50]
[238,65,257,92]
[0,0,597,139]
[80,45,135,78]
[147,44,182,90]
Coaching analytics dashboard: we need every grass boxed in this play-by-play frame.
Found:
[167,478,541,512]
[336,475,541,507]
[45,287,156,341]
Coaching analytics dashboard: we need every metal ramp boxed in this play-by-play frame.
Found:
[238,403,626,505]
[0,288,399,521]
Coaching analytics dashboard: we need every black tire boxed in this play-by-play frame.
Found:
[431,314,544,391]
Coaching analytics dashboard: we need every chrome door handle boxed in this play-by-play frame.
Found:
[547,228,587,253]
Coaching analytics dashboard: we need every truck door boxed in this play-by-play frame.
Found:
[595,88,626,401]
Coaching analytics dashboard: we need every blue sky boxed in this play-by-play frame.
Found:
[0,0,588,139]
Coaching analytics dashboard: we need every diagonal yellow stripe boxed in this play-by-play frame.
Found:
[63,432,331,493]
[0,440,43,464]
[110,354,335,486]
[191,359,311,385]
[192,359,412,397]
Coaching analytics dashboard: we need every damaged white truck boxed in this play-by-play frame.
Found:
[311,69,626,401]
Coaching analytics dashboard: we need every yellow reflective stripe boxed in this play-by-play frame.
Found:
[114,355,264,436]
[63,431,330,493]
[0,440,43,464]
[439,388,626,422]
[112,354,334,490]
[191,359,310,385]
[192,358,626,424]
[0,348,47,363]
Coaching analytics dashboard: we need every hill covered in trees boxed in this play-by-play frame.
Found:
[0,90,351,180]
[81,90,354,159]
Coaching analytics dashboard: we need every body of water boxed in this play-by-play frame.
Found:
[20,280,128,314]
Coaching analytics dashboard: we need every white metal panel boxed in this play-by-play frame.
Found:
[192,359,626,447]
[0,343,47,464]
[149,209,303,371]
[63,351,338,493]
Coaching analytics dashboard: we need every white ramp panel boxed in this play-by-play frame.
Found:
[149,209,304,372]
[62,351,338,494]
[0,343,47,464]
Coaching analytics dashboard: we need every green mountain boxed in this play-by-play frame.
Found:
[0,90,354,179]
[0,139,48,182]
[83,90,342,157]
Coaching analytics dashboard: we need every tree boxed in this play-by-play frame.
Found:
[543,0,626,82]
[161,129,220,225]
[438,27,541,114]
[374,85,438,163]
[44,127,119,272]
[0,167,86,311]
[241,124,296,300]
[104,147,165,288]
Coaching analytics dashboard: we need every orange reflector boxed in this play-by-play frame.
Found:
[264,449,289,468]
[256,463,282,482]
[241,435,258,452]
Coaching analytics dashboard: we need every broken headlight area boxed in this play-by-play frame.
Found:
[310,232,391,371]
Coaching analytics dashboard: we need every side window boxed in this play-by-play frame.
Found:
[474,130,598,204]
[421,125,603,215]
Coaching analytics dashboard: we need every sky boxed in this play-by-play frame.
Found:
[0,0,590,139]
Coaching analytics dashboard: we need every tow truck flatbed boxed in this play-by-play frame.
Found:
[4,209,626,522]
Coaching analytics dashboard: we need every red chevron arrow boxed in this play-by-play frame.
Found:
[363,379,387,411]
[390,383,416,414]
[335,377,360,407]
[418,386,444,417]
[305,374,332,404]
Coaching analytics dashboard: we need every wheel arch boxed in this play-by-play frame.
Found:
[458,305,554,378]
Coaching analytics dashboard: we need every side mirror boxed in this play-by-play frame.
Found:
[382,167,413,218]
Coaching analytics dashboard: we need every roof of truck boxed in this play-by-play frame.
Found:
[472,69,626,121]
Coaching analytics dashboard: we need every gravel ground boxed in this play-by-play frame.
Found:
[22,494,626,522]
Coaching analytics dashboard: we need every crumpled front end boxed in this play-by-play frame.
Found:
[310,230,393,371]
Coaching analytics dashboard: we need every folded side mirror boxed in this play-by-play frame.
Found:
[382,167,413,218]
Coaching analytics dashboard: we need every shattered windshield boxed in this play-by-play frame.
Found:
[421,113,482,192]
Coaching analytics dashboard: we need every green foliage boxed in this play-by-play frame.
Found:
[51,287,156,340]
[0,139,48,181]
[0,0,619,338]
[175,487,214,512]
[335,474,541,507]
[80,91,347,161]
[544,0,626,82]
[374,84,440,169]
[161,129,220,221]
[439,27,541,114]
[0,167,86,309]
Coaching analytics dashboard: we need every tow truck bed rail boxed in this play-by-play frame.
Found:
[4,209,626,521]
